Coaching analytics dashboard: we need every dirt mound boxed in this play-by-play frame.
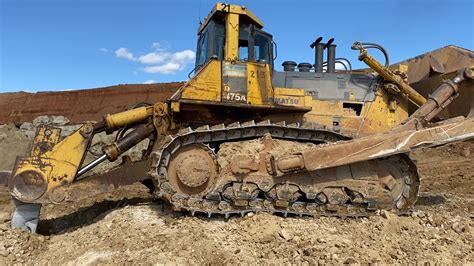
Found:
[0,83,181,124]
[0,124,33,170]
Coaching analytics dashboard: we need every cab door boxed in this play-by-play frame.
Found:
[221,25,274,106]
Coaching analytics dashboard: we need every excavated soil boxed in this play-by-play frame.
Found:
[0,83,180,124]
[0,123,472,264]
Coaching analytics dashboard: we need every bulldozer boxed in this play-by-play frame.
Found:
[4,3,473,232]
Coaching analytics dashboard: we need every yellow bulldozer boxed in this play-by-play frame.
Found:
[5,3,473,232]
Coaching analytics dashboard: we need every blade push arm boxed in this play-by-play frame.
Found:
[269,117,473,176]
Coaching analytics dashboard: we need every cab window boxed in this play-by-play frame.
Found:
[238,26,251,61]
[196,30,209,67]
[238,24,273,67]
[254,32,271,64]
[239,40,249,60]
[195,21,225,69]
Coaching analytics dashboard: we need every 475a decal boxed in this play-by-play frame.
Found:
[223,85,247,102]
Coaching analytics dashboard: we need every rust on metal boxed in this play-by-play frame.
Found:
[167,144,218,196]
[273,117,473,174]
[397,46,474,119]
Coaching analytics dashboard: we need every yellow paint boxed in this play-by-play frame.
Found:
[179,59,311,111]
[180,60,222,101]
[304,91,409,136]
[225,13,239,60]
[359,51,426,106]
[12,124,93,202]
[349,92,355,101]
[105,106,153,128]
[390,63,408,73]
[274,87,310,108]
[246,63,273,105]
[217,3,264,28]
[30,126,61,157]
[199,3,264,34]
[171,101,180,112]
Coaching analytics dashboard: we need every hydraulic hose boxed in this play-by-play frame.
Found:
[323,58,352,71]
[357,42,390,67]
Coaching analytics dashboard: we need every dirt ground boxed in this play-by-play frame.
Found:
[0,124,472,264]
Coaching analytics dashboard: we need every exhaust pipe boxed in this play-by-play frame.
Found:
[310,37,324,73]
[326,38,336,73]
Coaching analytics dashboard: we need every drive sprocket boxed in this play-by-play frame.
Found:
[167,144,217,197]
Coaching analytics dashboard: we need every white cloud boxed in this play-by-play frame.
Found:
[115,42,195,75]
[144,63,181,74]
[138,52,170,64]
[142,79,157,84]
[171,50,195,64]
[100,48,108,53]
[115,47,135,60]
[151,42,169,52]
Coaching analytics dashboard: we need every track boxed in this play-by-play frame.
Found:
[149,120,420,218]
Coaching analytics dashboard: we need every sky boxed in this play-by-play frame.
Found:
[0,0,473,92]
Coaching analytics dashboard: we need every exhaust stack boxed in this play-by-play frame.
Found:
[326,38,336,73]
[310,37,324,73]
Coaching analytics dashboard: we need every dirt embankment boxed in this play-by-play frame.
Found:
[0,122,472,264]
[0,83,181,124]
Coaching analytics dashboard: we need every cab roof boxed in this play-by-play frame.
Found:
[198,3,264,34]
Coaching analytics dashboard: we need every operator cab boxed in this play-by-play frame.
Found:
[195,3,274,70]
[173,3,316,125]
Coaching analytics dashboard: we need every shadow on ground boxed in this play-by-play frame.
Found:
[415,195,447,206]
[37,197,156,235]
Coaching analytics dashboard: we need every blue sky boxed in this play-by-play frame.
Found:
[1,0,473,92]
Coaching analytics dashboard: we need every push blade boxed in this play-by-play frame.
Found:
[11,199,41,233]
